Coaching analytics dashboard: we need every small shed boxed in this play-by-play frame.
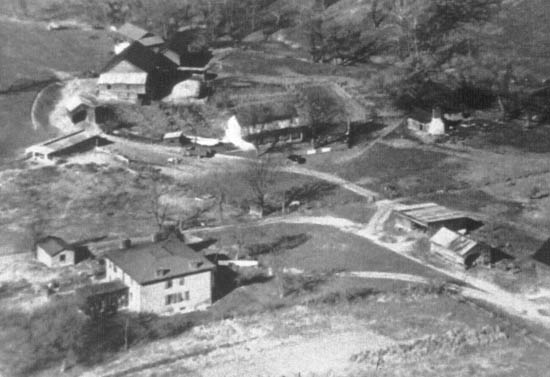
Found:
[430,227,486,268]
[65,95,96,124]
[392,202,482,234]
[25,129,101,161]
[36,236,75,267]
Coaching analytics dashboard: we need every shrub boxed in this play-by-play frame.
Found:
[282,272,328,297]
[0,298,86,376]
[308,287,379,305]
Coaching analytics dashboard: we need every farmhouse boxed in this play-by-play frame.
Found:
[430,227,487,268]
[229,102,307,145]
[98,42,178,103]
[35,236,75,268]
[391,202,482,234]
[104,237,215,314]
[25,128,101,161]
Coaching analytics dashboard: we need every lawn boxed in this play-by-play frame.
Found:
[308,143,467,198]
[200,222,446,280]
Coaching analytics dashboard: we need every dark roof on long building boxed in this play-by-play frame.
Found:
[105,238,215,284]
[235,101,299,127]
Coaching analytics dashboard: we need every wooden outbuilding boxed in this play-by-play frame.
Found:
[430,227,487,268]
[35,236,75,268]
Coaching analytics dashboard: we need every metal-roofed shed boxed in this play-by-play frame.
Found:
[25,129,101,161]
[430,227,487,267]
[392,202,482,234]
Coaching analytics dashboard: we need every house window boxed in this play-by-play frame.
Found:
[114,265,117,273]
[106,84,112,90]
[59,254,66,262]
[179,277,185,286]
[165,280,172,289]
[165,293,183,305]
[185,291,190,300]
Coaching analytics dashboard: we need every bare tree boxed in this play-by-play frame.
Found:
[148,181,169,232]
[244,157,278,215]
[27,210,48,253]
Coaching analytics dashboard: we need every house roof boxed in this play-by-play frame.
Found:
[430,227,479,257]
[395,202,472,227]
[101,42,176,75]
[117,23,152,41]
[235,101,299,128]
[105,238,215,285]
[37,236,71,256]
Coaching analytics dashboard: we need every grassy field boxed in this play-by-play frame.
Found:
[199,222,446,279]
[70,281,550,377]
[0,17,112,162]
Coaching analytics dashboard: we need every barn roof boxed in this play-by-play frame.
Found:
[37,236,71,256]
[235,101,299,128]
[105,238,215,285]
[395,202,472,227]
[138,35,165,47]
[430,227,479,257]
[101,42,176,74]
[162,49,181,65]
[117,23,152,41]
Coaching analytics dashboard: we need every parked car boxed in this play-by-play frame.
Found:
[287,154,306,164]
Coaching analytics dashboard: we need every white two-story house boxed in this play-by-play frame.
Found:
[104,237,215,314]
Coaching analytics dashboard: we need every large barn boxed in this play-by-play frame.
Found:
[98,42,178,103]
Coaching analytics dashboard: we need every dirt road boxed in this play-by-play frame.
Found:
[281,165,379,201]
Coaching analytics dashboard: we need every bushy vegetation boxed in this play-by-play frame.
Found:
[0,298,203,376]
